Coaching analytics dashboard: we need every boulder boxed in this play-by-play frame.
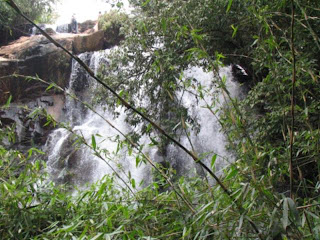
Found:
[73,30,104,54]
[231,64,250,84]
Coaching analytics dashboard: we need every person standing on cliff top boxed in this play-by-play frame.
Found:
[71,14,78,33]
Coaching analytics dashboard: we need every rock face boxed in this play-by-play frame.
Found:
[0,21,124,151]
[0,34,73,104]
[0,30,110,104]
[0,24,33,47]
[73,30,104,54]
[0,94,65,150]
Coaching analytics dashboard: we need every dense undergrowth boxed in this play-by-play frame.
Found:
[1,0,320,239]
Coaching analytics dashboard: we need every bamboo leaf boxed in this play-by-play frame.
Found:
[161,18,167,32]
[211,154,217,170]
[4,95,12,108]
[283,198,289,230]
[46,83,55,91]
[131,178,136,189]
[226,0,233,13]
[92,135,97,150]
[142,0,151,7]
[231,24,238,38]
[287,198,300,226]
[225,166,238,180]
[136,155,141,167]
[91,233,103,240]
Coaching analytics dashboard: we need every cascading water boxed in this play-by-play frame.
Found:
[45,48,245,187]
[46,49,148,186]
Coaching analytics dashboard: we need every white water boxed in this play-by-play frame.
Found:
[45,49,244,187]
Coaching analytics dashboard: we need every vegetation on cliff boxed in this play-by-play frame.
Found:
[1,0,320,239]
[0,0,57,45]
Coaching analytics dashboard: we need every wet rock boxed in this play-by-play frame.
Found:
[45,131,96,185]
[231,64,250,84]
[44,28,56,35]
[0,95,64,148]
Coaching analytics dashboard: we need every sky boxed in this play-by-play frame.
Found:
[54,0,131,25]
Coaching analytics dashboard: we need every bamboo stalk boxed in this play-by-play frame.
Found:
[289,0,296,200]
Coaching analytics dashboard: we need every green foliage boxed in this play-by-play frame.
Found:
[98,10,128,32]
[0,0,57,27]
[219,0,320,198]
[93,0,320,238]
[2,0,320,239]
[1,125,319,239]
[0,0,58,46]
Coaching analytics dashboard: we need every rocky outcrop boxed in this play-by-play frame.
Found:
[0,30,112,104]
[0,22,123,151]
[0,24,33,47]
[73,30,104,54]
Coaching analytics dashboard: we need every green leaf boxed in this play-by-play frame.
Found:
[226,0,233,13]
[231,24,238,38]
[4,95,12,108]
[136,155,141,167]
[116,2,123,8]
[282,198,289,230]
[146,123,152,133]
[225,166,238,180]
[149,137,159,146]
[91,233,103,240]
[211,154,217,170]
[45,83,55,91]
[305,210,319,219]
[79,225,88,239]
[142,0,151,7]
[287,198,300,226]
[92,135,96,150]
[27,147,45,159]
[119,89,124,97]
[131,178,136,189]
[128,146,132,156]
[161,18,167,32]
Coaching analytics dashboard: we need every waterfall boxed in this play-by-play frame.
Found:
[45,48,244,187]
[166,66,243,179]
[31,24,57,35]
